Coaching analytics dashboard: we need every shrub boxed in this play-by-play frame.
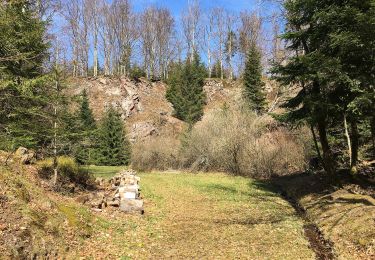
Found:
[131,137,180,172]
[131,107,312,179]
[180,108,310,178]
[37,156,94,187]
[129,66,146,80]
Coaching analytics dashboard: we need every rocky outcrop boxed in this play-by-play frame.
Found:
[67,77,264,142]
[67,77,185,142]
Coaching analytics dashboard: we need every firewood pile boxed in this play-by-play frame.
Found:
[90,170,144,214]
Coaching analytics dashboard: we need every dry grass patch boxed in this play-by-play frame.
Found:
[273,173,375,260]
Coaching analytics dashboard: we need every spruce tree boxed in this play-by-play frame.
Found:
[75,89,97,164]
[97,106,131,166]
[80,89,96,129]
[272,0,375,175]
[166,53,206,124]
[0,1,51,150]
[243,43,266,114]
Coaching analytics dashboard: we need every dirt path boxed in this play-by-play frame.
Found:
[74,172,317,259]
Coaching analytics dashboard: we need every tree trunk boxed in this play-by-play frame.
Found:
[310,124,322,162]
[344,114,352,166]
[371,115,375,158]
[350,120,359,174]
[228,32,233,80]
[317,118,336,175]
[53,105,58,186]
[93,32,98,77]
[207,41,211,78]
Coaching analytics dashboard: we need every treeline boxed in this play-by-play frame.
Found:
[57,0,281,80]
[273,0,375,175]
[0,1,131,167]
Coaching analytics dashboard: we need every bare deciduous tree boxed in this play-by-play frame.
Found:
[182,0,201,61]
[238,11,263,72]
[86,0,100,77]
[225,11,238,80]
[204,9,215,78]
[213,7,226,79]
[112,0,137,76]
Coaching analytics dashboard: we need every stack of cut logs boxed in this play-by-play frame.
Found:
[91,170,144,214]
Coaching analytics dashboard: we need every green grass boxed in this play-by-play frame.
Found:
[84,165,127,179]
[72,172,315,259]
[2,163,316,259]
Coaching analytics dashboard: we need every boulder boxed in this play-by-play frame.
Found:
[15,147,36,164]
[120,199,144,214]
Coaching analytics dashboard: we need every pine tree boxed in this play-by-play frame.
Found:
[80,89,96,129]
[166,53,207,124]
[243,43,266,114]
[272,0,375,175]
[211,60,224,79]
[74,89,97,164]
[97,106,131,166]
[0,1,51,150]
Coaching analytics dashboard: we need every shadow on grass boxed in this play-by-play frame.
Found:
[252,169,374,202]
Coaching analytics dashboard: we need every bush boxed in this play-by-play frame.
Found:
[131,137,180,172]
[37,156,94,187]
[180,108,310,178]
[131,107,312,178]
[129,66,146,80]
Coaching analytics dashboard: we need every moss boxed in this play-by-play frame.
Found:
[13,180,31,202]
[28,209,48,229]
[57,203,93,238]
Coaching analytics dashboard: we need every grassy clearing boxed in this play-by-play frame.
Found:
[72,172,315,259]
[85,165,127,179]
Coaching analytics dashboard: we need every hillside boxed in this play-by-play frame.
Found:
[67,77,278,142]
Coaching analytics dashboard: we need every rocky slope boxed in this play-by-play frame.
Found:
[67,77,258,142]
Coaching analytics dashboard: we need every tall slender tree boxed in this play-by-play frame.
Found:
[243,43,266,114]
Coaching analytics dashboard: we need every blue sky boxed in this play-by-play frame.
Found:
[132,0,277,15]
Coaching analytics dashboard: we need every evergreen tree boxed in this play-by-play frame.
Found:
[272,0,375,175]
[97,106,131,166]
[79,89,96,129]
[0,0,51,150]
[166,53,207,124]
[211,60,224,79]
[243,43,266,114]
[74,89,97,164]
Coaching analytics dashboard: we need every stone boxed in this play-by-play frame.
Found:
[119,184,139,193]
[95,177,105,186]
[120,199,144,214]
[90,198,103,208]
[99,78,107,85]
[124,192,137,199]
[15,147,36,164]
[108,200,120,207]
